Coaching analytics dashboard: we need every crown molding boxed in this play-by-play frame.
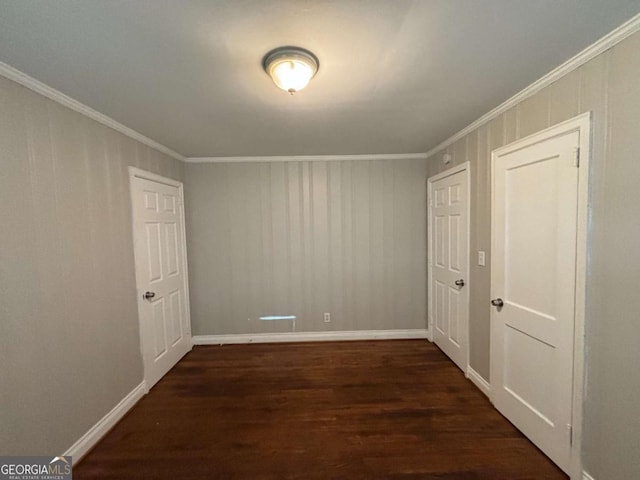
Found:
[4,11,638,165]
[424,12,640,159]
[186,152,427,163]
[0,61,186,162]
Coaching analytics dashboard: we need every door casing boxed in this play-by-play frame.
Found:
[490,112,591,479]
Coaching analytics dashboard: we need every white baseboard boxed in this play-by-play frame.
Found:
[582,472,595,480]
[193,329,430,345]
[63,381,146,461]
[466,366,491,398]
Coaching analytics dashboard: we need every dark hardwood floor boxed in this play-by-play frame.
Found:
[74,340,567,479]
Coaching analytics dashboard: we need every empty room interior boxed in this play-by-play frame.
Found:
[1,1,640,479]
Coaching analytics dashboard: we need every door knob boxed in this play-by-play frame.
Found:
[143,291,156,300]
[491,298,504,308]
[454,279,465,287]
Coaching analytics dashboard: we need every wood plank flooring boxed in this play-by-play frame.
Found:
[74,340,567,479]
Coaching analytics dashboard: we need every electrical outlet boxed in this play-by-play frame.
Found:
[323,312,331,323]
[478,251,486,266]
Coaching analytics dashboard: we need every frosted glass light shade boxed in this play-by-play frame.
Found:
[263,47,319,94]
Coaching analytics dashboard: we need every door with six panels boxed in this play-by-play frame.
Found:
[428,164,469,372]
[130,169,191,389]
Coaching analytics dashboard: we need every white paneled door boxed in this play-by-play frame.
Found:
[428,164,469,372]
[130,168,191,390]
[491,129,582,474]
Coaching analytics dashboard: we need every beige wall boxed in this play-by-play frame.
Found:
[427,30,640,479]
[0,76,183,455]
[185,159,428,335]
[2,28,638,480]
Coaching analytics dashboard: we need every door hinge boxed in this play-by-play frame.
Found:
[573,147,580,168]
[567,423,573,445]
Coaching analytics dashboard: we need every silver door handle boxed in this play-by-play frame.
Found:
[143,291,156,300]
[454,279,465,287]
[491,298,504,308]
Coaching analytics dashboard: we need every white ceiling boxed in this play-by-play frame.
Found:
[1,1,639,158]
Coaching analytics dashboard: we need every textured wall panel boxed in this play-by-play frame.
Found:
[185,158,428,335]
[426,29,640,480]
[0,76,183,455]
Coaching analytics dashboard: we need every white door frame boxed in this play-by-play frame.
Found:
[128,166,193,391]
[490,112,591,479]
[427,161,471,372]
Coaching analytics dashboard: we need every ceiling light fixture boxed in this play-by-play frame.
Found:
[263,46,319,95]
